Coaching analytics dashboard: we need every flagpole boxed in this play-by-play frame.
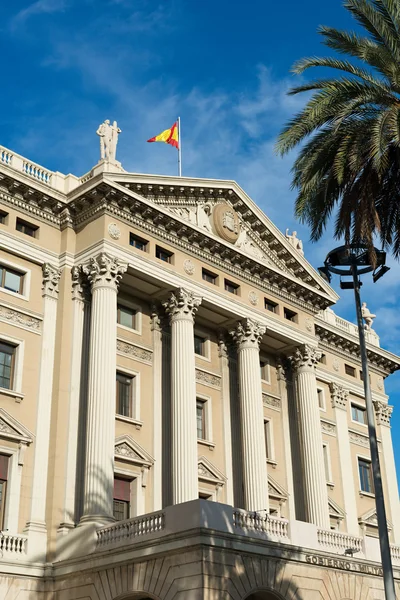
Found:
[178,116,182,177]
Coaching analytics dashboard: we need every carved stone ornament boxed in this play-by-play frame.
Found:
[332,358,340,372]
[248,291,259,306]
[42,263,61,299]
[163,288,202,323]
[373,400,393,427]
[377,377,384,391]
[71,266,90,302]
[289,344,321,372]
[305,317,314,333]
[230,318,266,350]
[82,253,127,290]
[195,368,221,388]
[108,222,121,240]
[198,463,215,478]
[183,259,195,275]
[349,430,369,448]
[117,340,152,363]
[115,442,141,460]
[263,394,281,410]
[329,382,349,410]
[321,420,336,435]
[213,202,240,243]
[0,304,41,332]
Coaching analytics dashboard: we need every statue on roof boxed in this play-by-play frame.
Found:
[96,119,121,162]
[285,229,304,255]
[361,302,376,331]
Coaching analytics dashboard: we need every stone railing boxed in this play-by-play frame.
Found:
[96,511,165,548]
[391,544,400,564]
[233,509,289,540]
[317,529,363,555]
[316,308,380,347]
[0,533,27,554]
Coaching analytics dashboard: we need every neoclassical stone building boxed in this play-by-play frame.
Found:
[0,134,399,599]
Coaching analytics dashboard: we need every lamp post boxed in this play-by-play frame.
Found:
[319,245,395,600]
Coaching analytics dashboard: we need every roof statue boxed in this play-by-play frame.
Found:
[285,229,304,255]
[96,119,121,162]
[361,302,376,331]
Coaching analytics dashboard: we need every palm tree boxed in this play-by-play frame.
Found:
[276,0,400,259]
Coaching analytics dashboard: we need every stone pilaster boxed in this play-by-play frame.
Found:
[230,319,268,513]
[218,334,234,506]
[25,263,61,556]
[373,400,400,543]
[151,306,163,511]
[163,288,202,504]
[58,267,91,534]
[80,253,127,524]
[289,345,330,529]
[276,359,296,521]
[329,382,359,535]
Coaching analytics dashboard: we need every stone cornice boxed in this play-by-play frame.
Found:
[315,324,400,376]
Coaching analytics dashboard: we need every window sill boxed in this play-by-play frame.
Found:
[117,324,142,336]
[359,490,375,498]
[197,438,215,451]
[195,353,211,363]
[115,414,143,430]
[266,458,277,469]
[261,379,271,386]
[0,387,24,403]
[0,288,28,302]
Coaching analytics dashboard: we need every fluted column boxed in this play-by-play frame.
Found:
[80,253,127,524]
[151,307,163,511]
[276,359,296,521]
[329,383,359,535]
[374,401,400,543]
[25,264,61,553]
[218,335,234,506]
[58,267,91,533]
[289,345,330,529]
[163,288,202,504]
[230,319,268,513]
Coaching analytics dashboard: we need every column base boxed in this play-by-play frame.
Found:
[57,521,76,536]
[78,514,115,527]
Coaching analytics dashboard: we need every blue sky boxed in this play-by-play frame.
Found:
[2,1,400,483]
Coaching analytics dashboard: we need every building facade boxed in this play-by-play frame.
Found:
[0,136,399,599]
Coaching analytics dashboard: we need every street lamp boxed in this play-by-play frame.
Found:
[319,244,395,600]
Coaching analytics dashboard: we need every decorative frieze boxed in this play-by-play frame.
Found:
[0,303,41,333]
[117,339,153,364]
[230,318,266,350]
[329,382,349,410]
[373,401,393,427]
[195,368,221,389]
[349,430,370,448]
[263,393,281,411]
[82,252,127,290]
[321,419,336,436]
[163,288,202,323]
[42,263,61,299]
[289,345,321,372]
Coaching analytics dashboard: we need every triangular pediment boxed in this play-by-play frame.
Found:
[114,435,154,467]
[359,507,392,530]
[0,408,33,444]
[198,456,226,483]
[97,173,338,309]
[328,497,345,520]
[268,476,288,501]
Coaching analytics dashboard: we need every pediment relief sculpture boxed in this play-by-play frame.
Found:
[115,435,154,467]
[0,408,33,445]
[198,456,226,484]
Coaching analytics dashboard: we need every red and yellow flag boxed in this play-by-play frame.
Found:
[147,121,179,149]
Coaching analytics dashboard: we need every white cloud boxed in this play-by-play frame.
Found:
[10,0,69,28]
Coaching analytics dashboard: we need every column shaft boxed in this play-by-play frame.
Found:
[151,309,163,511]
[218,337,234,506]
[291,345,330,529]
[231,319,268,513]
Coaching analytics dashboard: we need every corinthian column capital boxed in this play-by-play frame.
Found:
[329,382,349,410]
[42,263,61,299]
[230,318,266,351]
[373,400,393,427]
[163,288,202,323]
[289,344,321,372]
[71,266,90,302]
[82,253,127,291]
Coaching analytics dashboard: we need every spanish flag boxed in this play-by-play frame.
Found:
[147,121,179,149]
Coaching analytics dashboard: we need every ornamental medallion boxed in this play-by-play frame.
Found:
[213,202,240,243]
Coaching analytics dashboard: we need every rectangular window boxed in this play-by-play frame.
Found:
[16,218,38,238]
[129,232,148,251]
[264,420,271,459]
[224,279,239,294]
[284,307,297,322]
[0,454,9,529]
[113,477,130,521]
[155,245,173,263]
[196,400,206,439]
[116,372,134,417]
[260,359,270,382]
[194,334,206,356]
[0,265,23,294]
[323,444,331,482]
[358,458,374,493]
[0,343,15,390]
[0,210,8,225]
[265,298,278,313]
[352,403,367,424]
[345,364,356,377]
[117,304,137,329]
[317,388,325,410]
[202,268,218,285]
